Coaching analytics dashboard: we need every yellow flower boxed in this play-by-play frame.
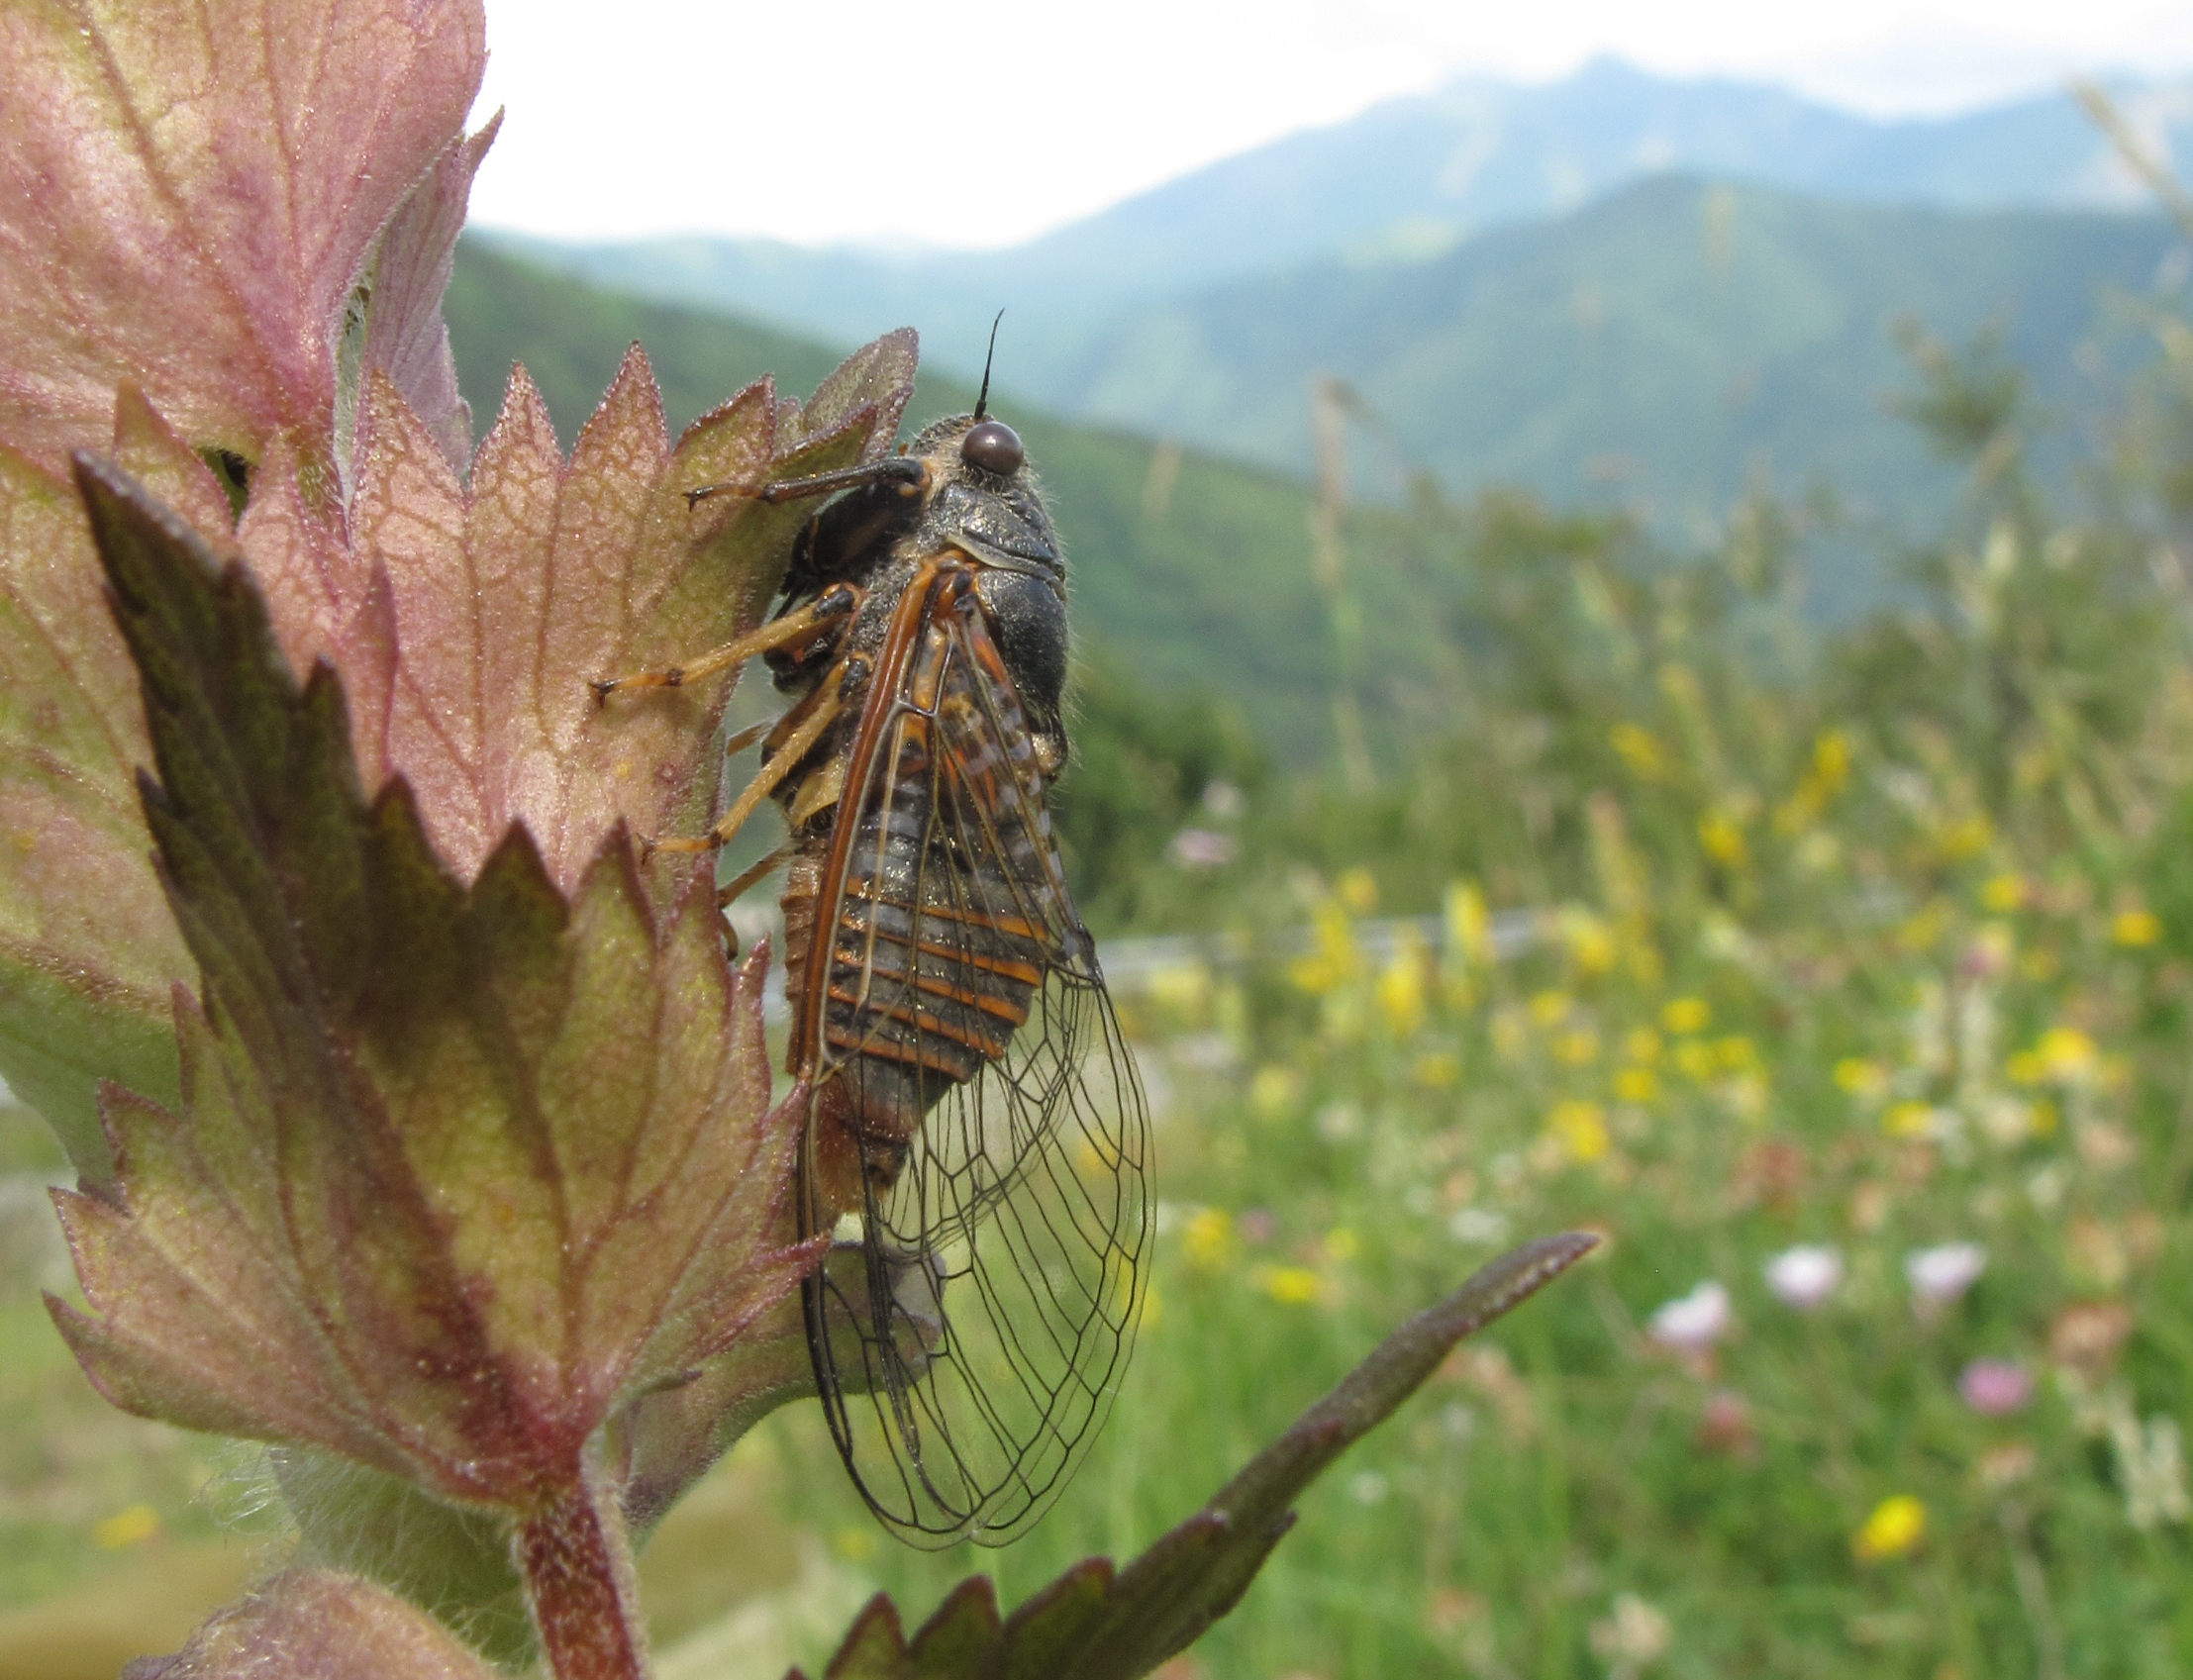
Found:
[1289,900,1357,994]
[1897,899,1950,952]
[1560,908,1617,976]
[2005,1050,2044,1086]
[1548,1100,1610,1163]
[1624,1027,1663,1064]
[92,1505,159,1549]
[1812,729,1851,793]
[2037,1026,2098,1082]
[1610,722,1667,780]
[1375,939,1427,1038]
[1445,879,1495,967]
[1530,989,1572,1028]
[1614,1066,1658,1104]
[1834,1057,1887,1099]
[1413,1051,1461,1088]
[1883,1101,1935,1139]
[832,1525,879,1562]
[1324,1228,1359,1262]
[2030,1097,2058,1136]
[1146,961,1212,1016]
[1851,1496,1927,1562]
[1714,1036,1761,1074]
[1674,1040,1718,1082]
[1662,997,1711,1035]
[1981,873,2026,914]
[1250,1064,1303,1120]
[1337,867,1379,915]
[1553,1029,1601,1067]
[1698,811,1748,868]
[1184,1208,1233,1271]
[1259,1266,1326,1306]
[2114,909,2162,947]
[1938,814,1993,861]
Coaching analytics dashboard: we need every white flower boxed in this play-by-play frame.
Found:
[1763,1243,1843,1311]
[1590,1592,1672,1678]
[1646,1281,1732,1353]
[1904,1241,1987,1311]
[1448,1207,1512,1246]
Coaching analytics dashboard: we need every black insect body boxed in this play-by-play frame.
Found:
[595,363,1150,1546]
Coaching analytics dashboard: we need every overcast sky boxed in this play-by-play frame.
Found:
[466,0,2193,249]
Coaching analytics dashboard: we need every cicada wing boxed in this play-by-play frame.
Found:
[804,573,1151,1546]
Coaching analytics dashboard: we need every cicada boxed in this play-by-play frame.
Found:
[595,346,1150,1546]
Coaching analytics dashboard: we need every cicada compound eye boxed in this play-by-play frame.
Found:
[960,419,1025,477]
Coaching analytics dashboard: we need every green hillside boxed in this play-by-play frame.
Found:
[445,242,1364,760]
[1048,177,2177,615]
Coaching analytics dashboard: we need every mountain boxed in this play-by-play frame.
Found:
[484,59,2193,391]
[469,176,2180,618]
[1040,177,2180,590]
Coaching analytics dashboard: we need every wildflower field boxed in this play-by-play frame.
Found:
[6,256,2193,1680]
[737,330,2193,1678]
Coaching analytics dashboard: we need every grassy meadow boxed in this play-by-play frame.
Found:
[780,326,2193,1677]
[5,285,2193,1680]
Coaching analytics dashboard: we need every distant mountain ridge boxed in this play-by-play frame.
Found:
[1046,178,2178,569]
[487,57,2193,387]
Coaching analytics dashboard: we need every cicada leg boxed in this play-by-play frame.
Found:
[589,582,860,705]
[645,654,866,858]
[685,454,925,508]
[711,841,793,961]
[719,712,780,758]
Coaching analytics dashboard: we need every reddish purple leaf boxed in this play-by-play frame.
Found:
[0,0,489,478]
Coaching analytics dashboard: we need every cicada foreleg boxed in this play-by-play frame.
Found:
[685,454,925,509]
[589,582,861,705]
[645,652,868,858]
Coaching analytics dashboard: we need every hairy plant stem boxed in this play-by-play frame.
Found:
[515,1469,648,1680]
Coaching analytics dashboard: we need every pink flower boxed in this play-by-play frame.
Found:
[1958,1359,2033,1416]
[1763,1243,1843,1311]
[1695,1388,1756,1456]
[1647,1281,1733,1353]
[1167,828,1239,868]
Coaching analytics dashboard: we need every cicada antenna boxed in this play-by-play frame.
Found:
[974,310,1004,421]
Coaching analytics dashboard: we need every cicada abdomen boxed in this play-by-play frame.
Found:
[784,564,1079,1220]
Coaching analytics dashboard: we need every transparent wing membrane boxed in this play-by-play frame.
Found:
[798,566,1150,1546]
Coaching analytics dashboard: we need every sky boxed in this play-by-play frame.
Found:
[466,0,2193,250]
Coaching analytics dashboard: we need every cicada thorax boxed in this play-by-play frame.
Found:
[774,556,1067,1225]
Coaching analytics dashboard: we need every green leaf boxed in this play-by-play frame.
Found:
[797,1233,1599,1680]
[0,391,225,1175]
[50,454,819,1510]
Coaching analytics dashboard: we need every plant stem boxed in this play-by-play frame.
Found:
[515,1469,648,1680]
